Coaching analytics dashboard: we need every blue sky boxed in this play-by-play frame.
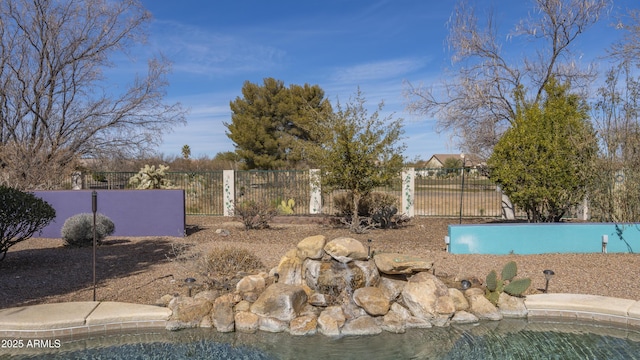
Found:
[131,0,635,161]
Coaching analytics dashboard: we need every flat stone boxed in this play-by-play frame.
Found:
[324,237,367,263]
[341,315,382,336]
[451,310,479,324]
[259,316,289,333]
[498,293,527,318]
[289,314,318,336]
[374,253,433,275]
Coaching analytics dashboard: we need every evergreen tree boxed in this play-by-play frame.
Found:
[225,78,332,169]
[488,79,597,222]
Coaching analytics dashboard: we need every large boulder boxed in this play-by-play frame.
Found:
[401,272,455,327]
[374,253,434,275]
[465,288,503,321]
[317,306,346,336]
[297,235,326,260]
[353,287,390,316]
[212,296,235,332]
[276,249,304,285]
[324,237,368,263]
[170,297,212,324]
[236,274,266,294]
[234,311,259,333]
[250,283,308,322]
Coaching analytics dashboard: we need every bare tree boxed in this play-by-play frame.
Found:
[405,0,609,156]
[589,9,640,222]
[0,0,186,189]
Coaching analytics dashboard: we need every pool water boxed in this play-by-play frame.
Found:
[3,320,640,359]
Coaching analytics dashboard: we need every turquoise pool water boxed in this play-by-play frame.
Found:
[3,320,640,359]
[448,223,640,254]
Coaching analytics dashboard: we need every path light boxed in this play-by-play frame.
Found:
[444,236,450,252]
[367,239,373,259]
[185,277,196,297]
[543,270,555,293]
[460,279,472,290]
[602,235,608,254]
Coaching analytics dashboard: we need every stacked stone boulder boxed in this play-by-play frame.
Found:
[165,235,527,336]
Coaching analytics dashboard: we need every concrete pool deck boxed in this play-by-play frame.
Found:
[0,301,171,338]
[0,294,639,338]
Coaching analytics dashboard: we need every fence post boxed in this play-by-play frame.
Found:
[309,169,322,214]
[223,170,235,216]
[402,168,415,217]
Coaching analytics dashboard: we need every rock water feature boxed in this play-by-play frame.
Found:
[164,235,527,336]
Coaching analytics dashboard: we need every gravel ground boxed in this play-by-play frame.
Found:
[0,216,638,309]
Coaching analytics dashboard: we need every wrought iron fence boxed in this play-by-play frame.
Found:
[78,168,575,219]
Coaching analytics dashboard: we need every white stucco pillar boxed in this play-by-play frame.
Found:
[309,169,322,214]
[223,170,235,216]
[401,168,415,217]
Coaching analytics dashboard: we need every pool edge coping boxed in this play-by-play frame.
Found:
[2,294,640,338]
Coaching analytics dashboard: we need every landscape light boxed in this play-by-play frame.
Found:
[460,279,471,290]
[444,236,450,252]
[543,270,555,293]
[602,235,608,254]
[185,277,196,297]
[367,239,373,259]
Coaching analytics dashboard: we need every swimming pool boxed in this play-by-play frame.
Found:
[3,319,640,359]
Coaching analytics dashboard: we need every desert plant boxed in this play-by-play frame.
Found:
[0,186,56,261]
[277,198,295,215]
[334,191,400,229]
[234,200,278,230]
[204,247,265,276]
[61,213,115,247]
[485,261,531,305]
[128,164,174,189]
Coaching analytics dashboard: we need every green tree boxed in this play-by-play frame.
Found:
[0,186,56,261]
[225,78,333,169]
[309,89,405,232]
[488,79,597,222]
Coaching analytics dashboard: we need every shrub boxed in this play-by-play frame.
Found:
[204,247,265,276]
[333,191,400,228]
[234,200,277,230]
[0,186,56,261]
[61,213,115,247]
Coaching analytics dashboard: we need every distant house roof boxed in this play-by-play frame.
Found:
[424,154,484,168]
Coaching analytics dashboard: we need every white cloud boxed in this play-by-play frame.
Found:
[330,57,428,84]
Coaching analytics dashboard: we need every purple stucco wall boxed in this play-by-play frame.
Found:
[32,190,185,238]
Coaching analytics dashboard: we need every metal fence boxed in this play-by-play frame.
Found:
[81,168,515,218]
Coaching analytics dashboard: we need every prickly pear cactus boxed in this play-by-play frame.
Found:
[484,261,531,305]
[501,261,518,281]
[486,270,498,292]
[277,198,295,215]
[504,278,532,296]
